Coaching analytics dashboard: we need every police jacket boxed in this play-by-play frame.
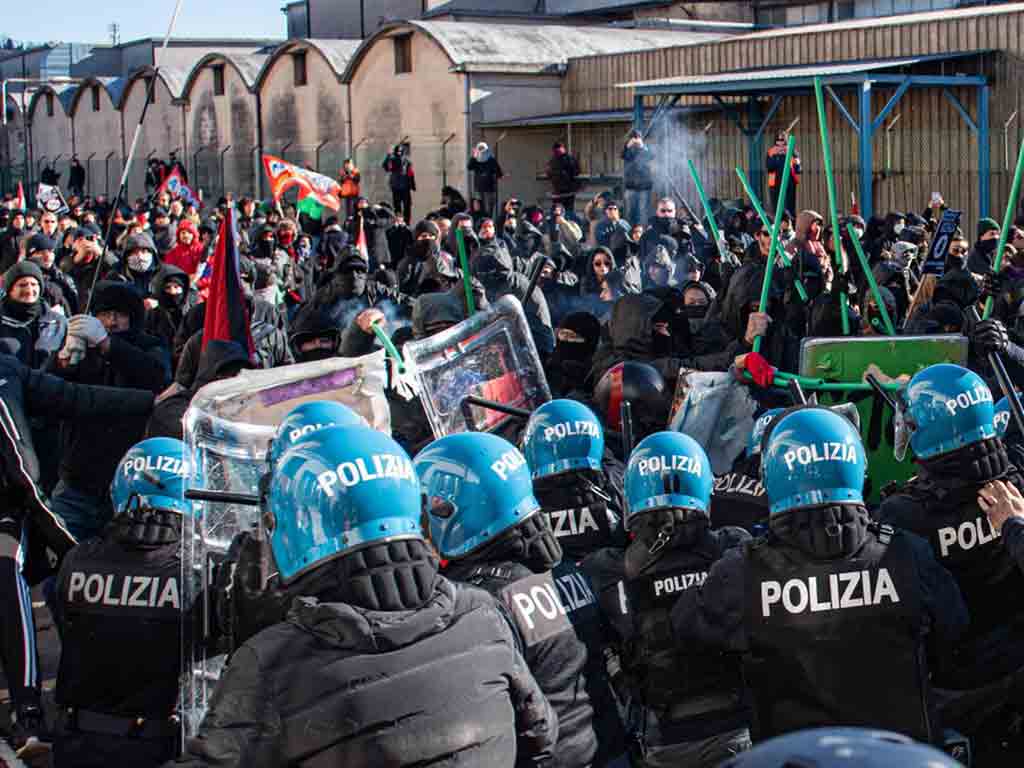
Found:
[536,466,627,563]
[55,518,184,718]
[447,556,621,768]
[0,354,154,556]
[671,523,968,743]
[174,577,558,768]
[879,463,1024,687]
[711,454,770,537]
[584,525,750,742]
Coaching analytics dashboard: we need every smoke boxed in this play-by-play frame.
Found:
[644,110,711,213]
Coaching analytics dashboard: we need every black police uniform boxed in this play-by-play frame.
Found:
[671,520,968,744]
[54,514,187,767]
[711,454,770,536]
[535,460,627,563]
[880,459,1024,688]
[584,524,751,766]
[448,545,625,768]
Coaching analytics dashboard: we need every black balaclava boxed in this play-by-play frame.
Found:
[337,266,367,298]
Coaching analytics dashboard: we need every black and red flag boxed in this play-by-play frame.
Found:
[202,208,255,358]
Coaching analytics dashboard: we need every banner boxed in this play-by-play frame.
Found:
[261,154,342,211]
[203,208,254,357]
[922,208,961,277]
[35,183,68,215]
[155,166,200,208]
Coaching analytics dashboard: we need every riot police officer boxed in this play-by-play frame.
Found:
[993,392,1024,468]
[219,400,371,650]
[417,431,627,767]
[523,399,626,562]
[721,727,959,767]
[54,437,198,767]
[673,407,967,745]
[583,431,752,767]
[177,425,558,767]
[880,364,1024,690]
[711,408,784,536]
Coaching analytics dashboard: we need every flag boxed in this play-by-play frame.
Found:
[14,182,25,212]
[296,194,324,220]
[356,214,369,262]
[262,154,342,210]
[203,208,254,358]
[156,167,201,208]
[36,183,68,215]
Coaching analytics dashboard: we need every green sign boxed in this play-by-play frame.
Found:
[799,335,969,503]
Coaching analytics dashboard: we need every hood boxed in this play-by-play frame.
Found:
[91,280,145,329]
[883,211,906,239]
[608,293,663,357]
[412,292,466,339]
[152,264,190,296]
[794,210,823,241]
[122,231,157,255]
[719,261,765,339]
[288,577,459,653]
[194,340,253,390]
[934,268,980,309]
[475,239,514,280]
[175,219,199,245]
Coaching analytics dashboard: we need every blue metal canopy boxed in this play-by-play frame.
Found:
[621,51,992,221]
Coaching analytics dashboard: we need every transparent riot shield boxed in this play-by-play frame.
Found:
[180,352,391,736]
[403,295,551,437]
[669,371,759,475]
[800,334,968,503]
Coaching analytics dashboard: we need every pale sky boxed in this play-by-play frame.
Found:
[2,0,284,46]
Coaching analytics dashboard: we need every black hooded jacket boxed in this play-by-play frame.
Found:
[475,239,555,356]
[175,543,558,768]
[51,282,169,498]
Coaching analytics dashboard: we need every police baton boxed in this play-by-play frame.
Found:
[968,306,1024,437]
[865,373,899,413]
[460,396,532,432]
[185,489,260,506]
[787,378,808,405]
[620,401,635,457]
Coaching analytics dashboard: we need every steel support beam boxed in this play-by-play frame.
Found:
[859,81,874,222]
[980,84,991,219]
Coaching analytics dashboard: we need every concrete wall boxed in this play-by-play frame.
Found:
[259,45,349,179]
[68,84,123,198]
[348,27,467,215]
[185,61,260,199]
[28,93,74,189]
[121,76,185,200]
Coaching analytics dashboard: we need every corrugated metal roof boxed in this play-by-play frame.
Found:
[619,52,989,92]
[357,20,729,76]
[478,104,715,128]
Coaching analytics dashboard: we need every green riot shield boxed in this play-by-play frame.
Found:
[800,335,969,504]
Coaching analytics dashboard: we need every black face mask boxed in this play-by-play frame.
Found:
[256,239,276,260]
[337,269,367,297]
[298,346,337,364]
[652,218,673,235]
[161,289,186,310]
[977,238,997,255]
[411,239,436,261]
[2,296,40,323]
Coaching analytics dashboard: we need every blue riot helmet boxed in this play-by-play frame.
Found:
[748,408,786,457]
[415,432,542,560]
[522,399,604,480]
[267,425,421,583]
[762,407,866,516]
[624,431,713,527]
[720,727,959,768]
[995,395,1013,438]
[895,363,996,461]
[268,400,367,467]
[111,437,197,518]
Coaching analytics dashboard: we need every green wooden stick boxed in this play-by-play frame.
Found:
[735,166,809,303]
[753,135,796,353]
[813,76,851,335]
[371,322,405,374]
[846,223,897,336]
[985,136,1024,318]
[455,227,476,316]
[686,158,731,265]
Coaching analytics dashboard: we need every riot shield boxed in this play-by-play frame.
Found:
[403,295,551,437]
[800,334,968,503]
[180,352,391,736]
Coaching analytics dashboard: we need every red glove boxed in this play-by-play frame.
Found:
[745,352,777,388]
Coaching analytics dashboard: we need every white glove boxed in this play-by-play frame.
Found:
[67,314,109,347]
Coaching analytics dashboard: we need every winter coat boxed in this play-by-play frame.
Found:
[547,151,581,196]
[173,577,558,768]
[162,219,205,276]
[468,153,504,194]
[622,144,654,191]
[0,298,67,370]
[382,152,416,193]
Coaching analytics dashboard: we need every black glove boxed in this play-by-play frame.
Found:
[230,531,291,648]
[982,272,1005,303]
[831,269,857,299]
[973,318,1010,355]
